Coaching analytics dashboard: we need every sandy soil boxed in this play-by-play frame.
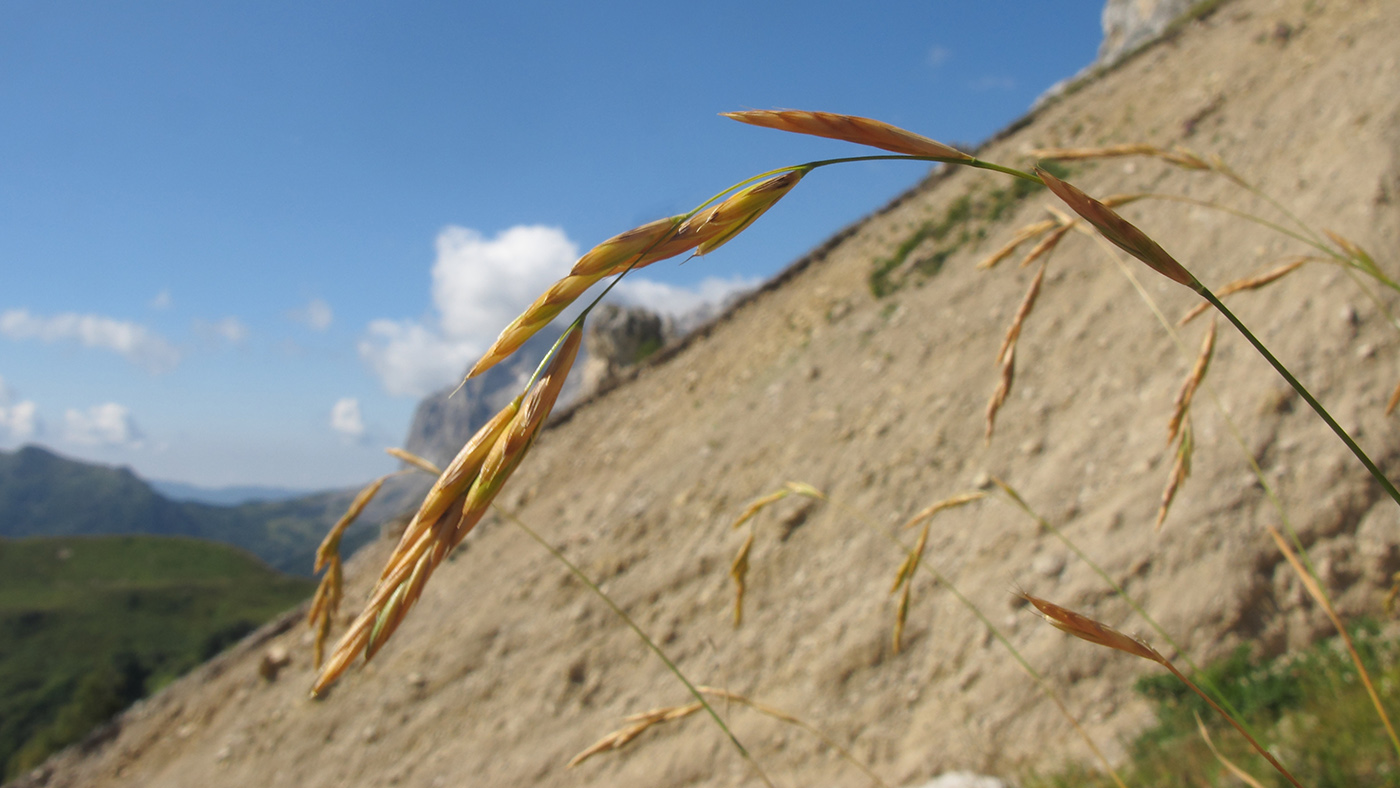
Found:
[15,0,1400,785]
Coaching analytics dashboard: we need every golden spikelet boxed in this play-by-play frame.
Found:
[1036,167,1197,288]
[1030,144,1208,170]
[1386,380,1400,417]
[1156,421,1193,530]
[976,218,1058,270]
[723,109,974,161]
[311,325,584,697]
[307,474,391,668]
[890,523,930,654]
[469,172,804,381]
[1178,258,1308,325]
[1268,524,1400,751]
[568,702,705,767]
[985,262,1046,442]
[1167,320,1217,445]
[385,447,441,476]
[730,488,791,530]
[1022,594,1165,665]
[1195,712,1267,788]
[985,345,1015,443]
[730,530,754,627]
[783,480,827,500]
[899,491,986,531]
[1018,223,1071,269]
[996,262,1047,367]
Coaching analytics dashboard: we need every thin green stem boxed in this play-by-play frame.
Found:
[497,506,774,788]
[1199,286,1400,510]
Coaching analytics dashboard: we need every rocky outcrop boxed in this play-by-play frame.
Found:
[1099,0,1195,66]
[579,304,669,397]
[401,326,568,470]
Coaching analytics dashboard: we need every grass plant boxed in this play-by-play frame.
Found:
[307,108,1400,785]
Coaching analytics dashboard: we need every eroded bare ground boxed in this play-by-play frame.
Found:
[18,0,1400,786]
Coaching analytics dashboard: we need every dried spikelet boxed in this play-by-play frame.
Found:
[889,522,930,593]
[306,474,393,667]
[568,702,704,767]
[1324,228,1369,262]
[1028,592,1305,787]
[730,488,791,530]
[1178,258,1308,325]
[985,345,1015,443]
[996,262,1047,366]
[1167,320,1217,445]
[1023,594,1165,665]
[1268,524,1400,751]
[1030,144,1208,170]
[385,447,441,476]
[1387,381,1400,417]
[1018,223,1071,269]
[682,170,806,256]
[976,218,1057,270]
[730,530,754,627]
[470,173,803,380]
[900,491,985,531]
[891,523,929,654]
[783,481,827,500]
[1036,167,1197,288]
[893,581,913,656]
[723,109,974,161]
[311,326,584,697]
[1195,712,1267,788]
[1156,421,1193,530]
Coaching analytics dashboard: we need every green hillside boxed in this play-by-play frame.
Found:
[0,445,379,576]
[0,534,314,778]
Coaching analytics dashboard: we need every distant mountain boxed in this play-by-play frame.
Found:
[0,445,383,576]
[0,534,313,778]
[147,479,317,506]
[404,326,572,469]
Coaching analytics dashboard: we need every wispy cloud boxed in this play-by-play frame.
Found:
[195,316,249,345]
[63,403,143,448]
[0,309,181,373]
[150,289,173,310]
[360,224,768,398]
[927,45,951,67]
[359,224,578,398]
[329,397,365,440]
[0,377,40,442]
[291,298,334,332]
[610,275,759,317]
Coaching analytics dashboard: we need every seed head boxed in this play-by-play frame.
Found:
[724,110,974,161]
[1035,166,1197,288]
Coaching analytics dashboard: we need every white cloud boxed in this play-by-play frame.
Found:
[0,309,181,373]
[359,225,578,398]
[359,224,763,398]
[0,377,40,441]
[63,403,143,448]
[291,298,333,331]
[329,397,365,439]
[196,316,248,345]
[150,289,173,310]
[927,46,951,67]
[610,275,760,317]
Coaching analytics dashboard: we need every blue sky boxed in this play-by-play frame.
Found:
[0,2,1102,489]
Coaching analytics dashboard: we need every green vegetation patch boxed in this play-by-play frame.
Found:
[869,162,1070,298]
[1025,621,1400,788]
[0,534,313,779]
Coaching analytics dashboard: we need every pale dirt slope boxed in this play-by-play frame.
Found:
[17,0,1400,785]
